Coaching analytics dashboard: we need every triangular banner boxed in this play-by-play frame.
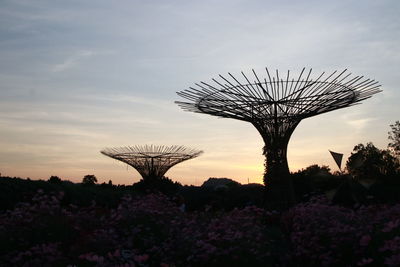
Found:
[329,150,343,170]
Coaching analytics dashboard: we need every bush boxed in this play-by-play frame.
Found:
[283,196,400,266]
[346,143,399,180]
[131,176,182,194]
[3,177,400,266]
[0,190,287,266]
[82,175,97,185]
[291,165,344,200]
[48,176,62,184]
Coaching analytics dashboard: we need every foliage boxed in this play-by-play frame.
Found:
[3,174,400,266]
[82,174,98,185]
[346,143,399,179]
[291,165,344,200]
[0,177,134,211]
[131,176,182,194]
[48,175,62,184]
[201,177,241,188]
[3,188,400,266]
[284,196,400,266]
[295,164,332,177]
[388,120,400,158]
[0,191,287,266]
[0,176,266,212]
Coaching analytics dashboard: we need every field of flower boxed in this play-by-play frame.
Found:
[1,187,400,266]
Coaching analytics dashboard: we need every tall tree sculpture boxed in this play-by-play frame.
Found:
[101,145,203,181]
[176,68,381,207]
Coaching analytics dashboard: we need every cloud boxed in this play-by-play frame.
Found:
[346,118,375,130]
[83,94,174,110]
[51,50,95,72]
[0,101,161,129]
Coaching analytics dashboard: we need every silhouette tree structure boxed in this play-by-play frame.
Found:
[101,145,203,181]
[176,68,381,207]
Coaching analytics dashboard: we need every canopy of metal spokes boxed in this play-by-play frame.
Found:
[101,145,203,180]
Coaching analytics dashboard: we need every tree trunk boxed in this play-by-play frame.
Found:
[262,143,295,209]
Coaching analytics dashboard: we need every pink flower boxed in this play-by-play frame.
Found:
[134,254,149,262]
[385,254,400,267]
[113,249,121,257]
[357,258,373,266]
[382,220,400,233]
[359,235,371,246]
[92,255,102,263]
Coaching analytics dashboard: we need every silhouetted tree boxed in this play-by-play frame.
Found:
[292,164,342,198]
[82,174,97,185]
[295,164,332,177]
[48,175,62,184]
[201,178,240,188]
[388,120,400,158]
[131,176,181,194]
[346,143,399,180]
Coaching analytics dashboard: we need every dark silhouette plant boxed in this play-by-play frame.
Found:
[388,120,400,158]
[82,174,97,185]
[346,143,399,180]
[48,175,62,184]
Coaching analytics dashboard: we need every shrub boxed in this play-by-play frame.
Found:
[283,196,400,266]
[82,174,97,185]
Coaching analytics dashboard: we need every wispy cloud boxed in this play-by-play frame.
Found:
[346,118,376,131]
[341,110,377,133]
[51,50,95,72]
[82,94,174,109]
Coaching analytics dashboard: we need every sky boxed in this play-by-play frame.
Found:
[0,0,399,185]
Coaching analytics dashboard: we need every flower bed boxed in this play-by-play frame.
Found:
[1,191,399,266]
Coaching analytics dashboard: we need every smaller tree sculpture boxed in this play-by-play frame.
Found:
[101,145,203,181]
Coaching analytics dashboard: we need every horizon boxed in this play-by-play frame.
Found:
[1,0,399,185]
